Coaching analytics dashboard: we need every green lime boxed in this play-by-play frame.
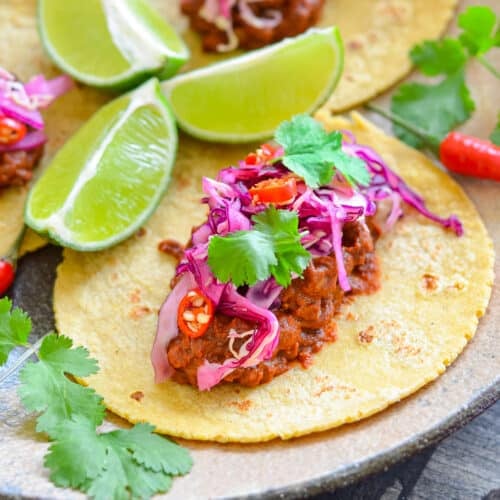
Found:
[25,79,177,251]
[38,0,189,90]
[162,27,344,143]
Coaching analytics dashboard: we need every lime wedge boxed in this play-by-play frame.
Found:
[162,27,343,143]
[38,0,189,90]
[25,79,177,251]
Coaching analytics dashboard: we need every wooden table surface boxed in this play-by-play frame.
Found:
[313,401,499,500]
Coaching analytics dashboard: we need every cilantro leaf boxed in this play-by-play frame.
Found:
[410,39,467,76]
[208,231,276,286]
[46,416,192,500]
[208,206,310,287]
[18,334,105,436]
[490,114,500,146]
[0,297,31,365]
[458,6,498,56]
[326,150,371,186]
[252,207,311,287]
[275,114,334,154]
[275,114,369,188]
[391,71,475,148]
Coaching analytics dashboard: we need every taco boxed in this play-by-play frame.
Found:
[54,113,493,442]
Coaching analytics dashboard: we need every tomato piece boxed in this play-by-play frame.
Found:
[249,177,298,205]
[0,117,27,145]
[178,288,214,338]
[0,259,15,295]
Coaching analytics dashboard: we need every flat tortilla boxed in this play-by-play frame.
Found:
[54,113,494,442]
[4,0,456,256]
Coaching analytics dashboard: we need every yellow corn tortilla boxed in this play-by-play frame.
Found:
[4,0,456,256]
[54,112,494,442]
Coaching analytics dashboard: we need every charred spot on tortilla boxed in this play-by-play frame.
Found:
[130,391,144,402]
[181,0,325,52]
[158,239,185,262]
[151,115,464,392]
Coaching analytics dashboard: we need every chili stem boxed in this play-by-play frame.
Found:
[364,103,440,153]
[477,55,500,80]
[0,332,49,386]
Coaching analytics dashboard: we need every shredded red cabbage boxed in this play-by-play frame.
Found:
[0,67,73,151]
[151,132,463,390]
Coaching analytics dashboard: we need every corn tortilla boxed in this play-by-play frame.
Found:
[54,113,494,442]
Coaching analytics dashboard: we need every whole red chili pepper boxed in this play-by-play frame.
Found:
[439,132,500,180]
[366,104,500,182]
[0,225,25,296]
[0,259,15,296]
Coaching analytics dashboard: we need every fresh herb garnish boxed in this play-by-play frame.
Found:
[18,334,105,435]
[274,114,370,188]
[490,114,500,146]
[391,70,475,149]
[0,298,192,499]
[409,38,467,76]
[388,5,499,148]
[458,6,500,65]
[0,297,31,364]
[46,417,192,500]
[208,206,310,287]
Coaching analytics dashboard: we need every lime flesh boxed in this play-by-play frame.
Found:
[38,0,189,90]
[162,27,344,143]
[25,79,178,251]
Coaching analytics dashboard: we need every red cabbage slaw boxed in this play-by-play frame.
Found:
[199,0,283,52]
[151,135,463,390]
[0,67,73,153]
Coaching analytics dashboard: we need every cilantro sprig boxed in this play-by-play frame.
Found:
[0,298,192,499]
[490,114,500,146]
[274,114,370,188]
[0,297,31,364]
[379,6,500,149]
[208,206,310,287]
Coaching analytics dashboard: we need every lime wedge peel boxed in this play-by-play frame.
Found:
[38,0,190,90]
[162,27,344,143]
[25,78,178,251]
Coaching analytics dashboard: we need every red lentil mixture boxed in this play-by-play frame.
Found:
[167,219,381,387]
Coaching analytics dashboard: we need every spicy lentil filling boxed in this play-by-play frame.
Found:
[167,218,381,387]
[181,0,325,52]
[0,145,44,188]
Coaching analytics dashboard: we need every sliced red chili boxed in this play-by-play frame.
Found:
[178,288,214,338]
[249,176,298,205]
[0,117,27,145]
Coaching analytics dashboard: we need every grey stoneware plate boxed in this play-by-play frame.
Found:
[1,1,499,498]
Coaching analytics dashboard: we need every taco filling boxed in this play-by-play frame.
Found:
[0,67,72,188]
[151,115,463,391]
[181,0,325,52]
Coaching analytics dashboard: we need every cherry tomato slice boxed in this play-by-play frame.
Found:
[249,177,298,205]
[178,288,214,338]
[0,117,27,145]
[0,259,15,295]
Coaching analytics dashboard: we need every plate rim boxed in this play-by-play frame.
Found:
[232,379,500,500]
